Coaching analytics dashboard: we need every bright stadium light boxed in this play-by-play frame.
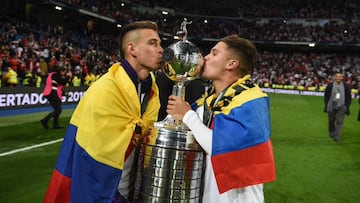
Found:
[55,6,62,11]
[309,43,316,47]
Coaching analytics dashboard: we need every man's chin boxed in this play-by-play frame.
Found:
[200,71,208,80]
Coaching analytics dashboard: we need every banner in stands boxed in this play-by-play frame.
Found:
[0,87,356,111]
[0,87,87,110]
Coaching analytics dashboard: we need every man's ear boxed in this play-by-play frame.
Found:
[126,43,136,57]
[226,59,239,70]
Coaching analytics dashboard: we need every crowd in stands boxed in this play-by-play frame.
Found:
[130,0,360,19]
[0,16,118,88]
[61,0,360,43]
[65,0,360,19]
[254,51,359,93]
[0,0,359,94]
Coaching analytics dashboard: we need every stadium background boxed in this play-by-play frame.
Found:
[0,0,359,202]
[1,0,359,94]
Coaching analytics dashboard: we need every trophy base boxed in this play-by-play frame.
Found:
[134,127,205,203]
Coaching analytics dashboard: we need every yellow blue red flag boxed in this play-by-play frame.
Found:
[43,63,160,202]
[196,75,276,194]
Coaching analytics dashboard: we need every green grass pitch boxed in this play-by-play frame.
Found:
[0,93,359,203]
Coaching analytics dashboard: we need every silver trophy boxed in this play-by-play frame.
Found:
[134,24,205,203]
[155,37,201,129]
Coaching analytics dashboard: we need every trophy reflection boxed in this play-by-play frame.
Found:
[134,25,205,203]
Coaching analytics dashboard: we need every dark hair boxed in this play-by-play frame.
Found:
[220,34,257,76]
[118,21,159,59]
[53,62,66,73]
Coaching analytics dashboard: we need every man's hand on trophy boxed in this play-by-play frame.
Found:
[166,95,191,120]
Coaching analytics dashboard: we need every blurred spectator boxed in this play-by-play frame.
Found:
[35,72,42,88]
[39,56,48,86]
[40,64,71,129]
[72,72,82,87]
[84,71,96,86]
[3,66,18,87]
[22,70,34,86]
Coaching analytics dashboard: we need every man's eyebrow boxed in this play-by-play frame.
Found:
[148,38,161,43]
[211,48,219,53]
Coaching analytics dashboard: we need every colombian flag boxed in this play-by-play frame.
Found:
[200,75,276,194]
[43,63,160,203]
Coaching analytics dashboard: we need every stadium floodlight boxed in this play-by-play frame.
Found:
[55,6,62,11]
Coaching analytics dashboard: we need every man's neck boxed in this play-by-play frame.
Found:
[125,58,150,81]
[136,69,151,81]
[127,59,150,81]
[213,77,239,96]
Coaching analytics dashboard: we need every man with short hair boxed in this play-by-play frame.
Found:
[167,35,276,202]
[324,72,352,143]
[43,21,164,203]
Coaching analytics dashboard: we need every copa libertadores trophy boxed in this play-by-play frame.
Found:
[133,21,205,203]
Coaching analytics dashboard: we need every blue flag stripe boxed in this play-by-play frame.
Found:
[212,97,271,156]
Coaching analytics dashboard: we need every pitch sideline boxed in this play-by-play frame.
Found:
[0,138,63,157]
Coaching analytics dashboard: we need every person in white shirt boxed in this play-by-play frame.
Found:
[167,34,276,203]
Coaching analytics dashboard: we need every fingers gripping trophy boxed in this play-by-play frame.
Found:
[133,22,206,203]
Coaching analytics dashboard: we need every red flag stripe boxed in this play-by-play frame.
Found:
[212,141,276,193]
[43,169,71,203]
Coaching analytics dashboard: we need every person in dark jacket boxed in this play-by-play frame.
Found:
[324,72,352,143]
[156,71,206,121]
[40,64,71,129]
[358,92,360,122]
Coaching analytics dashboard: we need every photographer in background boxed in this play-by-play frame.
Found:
[40,63,71,129]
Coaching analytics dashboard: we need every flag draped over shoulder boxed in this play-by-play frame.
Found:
[43,63,160,203]
[200,75,276,194]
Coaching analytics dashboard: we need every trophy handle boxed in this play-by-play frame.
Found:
[154,80,187,129]
[172,80,185,100]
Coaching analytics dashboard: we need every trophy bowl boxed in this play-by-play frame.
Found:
[162,40,201,82]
